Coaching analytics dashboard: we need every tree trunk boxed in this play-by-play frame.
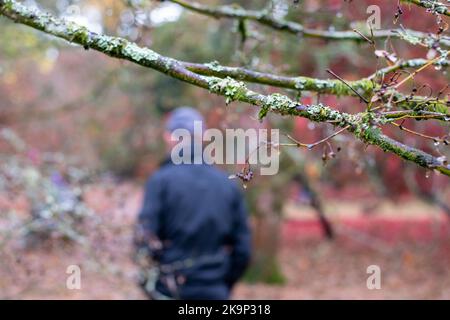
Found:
[245,180,285,284]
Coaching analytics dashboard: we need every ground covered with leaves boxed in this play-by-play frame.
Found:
[1,183,449,299]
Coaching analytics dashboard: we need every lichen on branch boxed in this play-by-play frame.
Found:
[402,0,450,17]
[167,0,450,47]
[0,0,449,177]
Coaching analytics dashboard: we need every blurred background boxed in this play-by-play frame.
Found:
[0,0,449,299]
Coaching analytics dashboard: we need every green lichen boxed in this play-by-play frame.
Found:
[123,43,159,62]
[208,76,247,105]
[434,103,449,115]
[355,123,379,141]
[391,92,449,116]
[258,93,298,120]
[360,125,427,164]
[415,0,449,15]
[397,29,423,46]
[294,77,330,92]
[66,23,90,44]
[305,103,328,120]
[95,36,127,55]
[204,60,224,72]
[304,103,353,124]
[294,77,373,97]
[1,0,14,10]
[434,6,448,14]
[258,104,270,120]
[265,93,298,111]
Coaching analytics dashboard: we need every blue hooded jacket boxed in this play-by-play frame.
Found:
[137,158,251,300]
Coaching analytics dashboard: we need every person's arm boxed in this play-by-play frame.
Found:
[134,174,165,260]
[225,186,252,289]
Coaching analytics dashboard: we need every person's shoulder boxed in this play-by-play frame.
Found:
[145,164,173,185]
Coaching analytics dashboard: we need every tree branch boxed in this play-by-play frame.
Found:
[402,0,450,17]
[181,60,375,96]
[368,58,449,79]
[167,0,450,47]
[0,0,449,176]
[181,59,449,117]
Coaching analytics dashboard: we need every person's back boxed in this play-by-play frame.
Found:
[135,107,251,300]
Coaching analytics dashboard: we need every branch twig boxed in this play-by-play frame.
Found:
[167,0,450,46]
[0,0,449,176]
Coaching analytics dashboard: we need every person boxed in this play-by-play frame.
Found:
[134,107,251,300]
